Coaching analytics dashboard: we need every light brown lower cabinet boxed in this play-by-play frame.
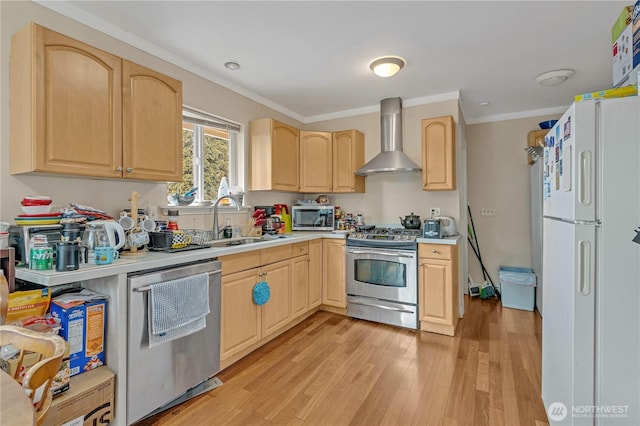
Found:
[322,239,346,308]
[260,260,292,336]
[307,239,323,309]
[418,243,459,336]
[292,242,311,318]
[220,267,262,361]
[220,241,320,364]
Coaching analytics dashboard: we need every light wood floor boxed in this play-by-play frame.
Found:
[138,296,549,426]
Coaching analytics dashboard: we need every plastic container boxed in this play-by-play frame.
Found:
[218,177,231,205]
[499,266,536,311]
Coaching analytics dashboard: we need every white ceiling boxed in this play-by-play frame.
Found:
[39,1,630,124]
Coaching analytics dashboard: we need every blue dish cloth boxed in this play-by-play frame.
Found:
[253,281,270,305]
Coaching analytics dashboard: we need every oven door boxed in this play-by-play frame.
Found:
[346,246,417,305]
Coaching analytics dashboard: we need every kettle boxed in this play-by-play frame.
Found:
[399,212,421,230]
[82,221,125,251]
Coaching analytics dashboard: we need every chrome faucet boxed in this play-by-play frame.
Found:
[212,194,242,239]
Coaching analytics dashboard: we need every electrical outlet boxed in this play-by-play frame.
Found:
[481,208,496,216]
[429,207,440,218]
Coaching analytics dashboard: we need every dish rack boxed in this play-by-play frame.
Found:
[185,229,216,246]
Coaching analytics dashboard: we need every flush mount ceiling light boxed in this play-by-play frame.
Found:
[535,69,574,86]
[224,61,240,71]
[369,56,406,78]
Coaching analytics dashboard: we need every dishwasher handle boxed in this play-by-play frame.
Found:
[133,268,222,292]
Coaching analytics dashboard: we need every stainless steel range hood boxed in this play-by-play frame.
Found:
[355,97,421,176]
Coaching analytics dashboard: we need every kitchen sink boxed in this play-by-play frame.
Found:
[207,237,264,248]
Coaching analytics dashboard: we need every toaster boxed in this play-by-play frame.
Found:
[423,219,442,239]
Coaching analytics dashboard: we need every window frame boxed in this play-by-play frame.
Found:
[180,106,242,204]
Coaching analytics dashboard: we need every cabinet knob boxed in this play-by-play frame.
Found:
[125,167,133,173]
[432,249,439,253]
[419,263,423,266]
[116,166,123,172]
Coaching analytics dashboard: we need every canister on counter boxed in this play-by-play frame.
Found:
[30,246,53,270]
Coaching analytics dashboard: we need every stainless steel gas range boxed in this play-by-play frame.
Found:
[346,227,421,329]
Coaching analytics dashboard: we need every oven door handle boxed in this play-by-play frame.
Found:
[349,300,415,314]
[347,249,414,258]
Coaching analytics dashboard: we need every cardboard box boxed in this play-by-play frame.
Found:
[52,341,72,397]
[632,1,640,82]
[42,366,115,426]
[0,350,41,378]
[0,341,71,397]
[50,289,108,377]
[613,6,634,87]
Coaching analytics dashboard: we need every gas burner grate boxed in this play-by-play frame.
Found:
[362,227,422,236]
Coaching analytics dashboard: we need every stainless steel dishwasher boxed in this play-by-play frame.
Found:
[127,260,221,424]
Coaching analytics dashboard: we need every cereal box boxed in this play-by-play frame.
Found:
[613,5,634,87]
[50,289,108,377]
[632,1,640,83]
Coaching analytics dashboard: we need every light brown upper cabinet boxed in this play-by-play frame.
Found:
[122,61,182,181]
[10,23,183,181]
[250,118,300,191]
[421,115,456,191]
[299,129,365,193]
[332,130,365,193]
[299,131,333,193]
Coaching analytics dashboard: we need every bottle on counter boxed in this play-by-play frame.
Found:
[218,177,230,205]
[223,218,233,238]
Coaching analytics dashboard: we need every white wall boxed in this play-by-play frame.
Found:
[466,115,560,286]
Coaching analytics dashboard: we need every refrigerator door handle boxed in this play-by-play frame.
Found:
[578,240,591,295]
[578,150,592,206]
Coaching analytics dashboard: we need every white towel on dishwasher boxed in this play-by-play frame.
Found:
[148,272,210,348]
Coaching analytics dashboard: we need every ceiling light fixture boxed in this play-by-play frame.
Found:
[534,69,574,86]
[224,61,240,71]
[369,56,406,78]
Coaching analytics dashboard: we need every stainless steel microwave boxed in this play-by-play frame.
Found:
[291,205,335,231]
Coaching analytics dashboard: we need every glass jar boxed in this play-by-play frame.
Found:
[167,209,179,230]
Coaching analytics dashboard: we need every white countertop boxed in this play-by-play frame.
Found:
[16,231,461,286]
[416,234,462,245]
[15,231,343,286]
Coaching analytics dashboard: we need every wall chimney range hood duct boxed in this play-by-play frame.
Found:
[355,97,421,176]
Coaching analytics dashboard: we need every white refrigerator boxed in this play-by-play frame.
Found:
[530,159,543,315]
[541,97,640,425]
